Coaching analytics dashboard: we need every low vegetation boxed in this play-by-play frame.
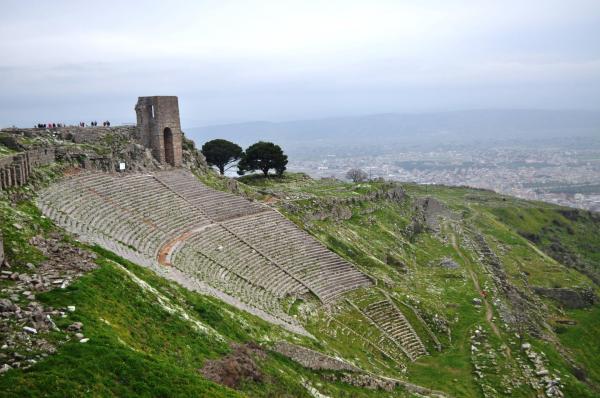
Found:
[1,164,598,397]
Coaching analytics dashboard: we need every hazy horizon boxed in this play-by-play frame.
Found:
[1,1,600,128]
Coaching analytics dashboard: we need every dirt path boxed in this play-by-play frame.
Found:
[157,224,215,266]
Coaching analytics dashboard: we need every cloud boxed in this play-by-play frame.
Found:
[0,0,599,127]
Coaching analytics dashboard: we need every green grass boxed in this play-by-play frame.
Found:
[3,169,599,397]
[1,185,420,397]
[556,306,600,391]
[0,253,240,397]
[239,173,600,397]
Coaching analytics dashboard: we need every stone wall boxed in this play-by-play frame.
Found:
[135,96,183,167]
[273,342,360,372]
[0,147,55,190]
[60,126,136,144]
[533,287,597,309]
[1,126,137,145]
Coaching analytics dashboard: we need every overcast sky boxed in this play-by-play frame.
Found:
[1,0,599,127]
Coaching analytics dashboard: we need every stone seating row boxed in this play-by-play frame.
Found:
[154,170,268,221]
[39,183,166,256]
[74,173,211,229]
[179,225,308,298]
[171,244,291,318]
[363,300,427,360]
[37,174,212,258]
[223,211,372,302]
[39,171,373,318]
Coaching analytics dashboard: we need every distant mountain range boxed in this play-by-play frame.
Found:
[186,109,600,157]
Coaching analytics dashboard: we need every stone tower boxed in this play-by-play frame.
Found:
[135,96,183,167]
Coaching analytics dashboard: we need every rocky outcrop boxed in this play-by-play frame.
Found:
[404,196,451,239]
[521,343,564,397]
[533,287,597,309]
[416,197,449,231]
[281,183,405,223]
[305,204,353,222]
[1,126,207,176]
[472,233,547,336]
[438,257,460,269]
[273,342,360,372]
[0,233,97,372]
[181,136,209,172]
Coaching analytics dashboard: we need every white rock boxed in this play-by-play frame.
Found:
[521,343,531,350]
[0,364,12,373]
[79,338,90,343]
[67,305,76,312]
[23,326,37,334]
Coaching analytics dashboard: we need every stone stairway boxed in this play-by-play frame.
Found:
[362,299,428,361]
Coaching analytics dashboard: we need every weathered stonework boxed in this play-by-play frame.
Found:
[135,96,183,167]
[60,126,137,144]
[273,342,360,372]
[0,148,55,190]
[533,287,597,309]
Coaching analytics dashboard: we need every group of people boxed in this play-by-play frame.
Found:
[35,123,64,128]
[81,121,111,127]
[34,121,113,129]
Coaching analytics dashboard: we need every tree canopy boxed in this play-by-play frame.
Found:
[237,141,288,176]
[201,139,243,175]
[346,168,368,182]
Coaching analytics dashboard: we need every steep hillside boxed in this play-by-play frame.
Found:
[234,173,600,397]
[0,168,430,398]
[1,157,598,398]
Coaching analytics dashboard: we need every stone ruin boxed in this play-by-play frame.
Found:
[0,148,55,190]
[0,95,185,190]
[135,96,183,167]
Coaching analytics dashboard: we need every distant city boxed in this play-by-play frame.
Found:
[188,110,600,213]
[287,144,600,212]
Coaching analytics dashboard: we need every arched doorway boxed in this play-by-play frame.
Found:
[163,128,175,166]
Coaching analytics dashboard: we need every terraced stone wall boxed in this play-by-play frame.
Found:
[0,148,55,190]
[61,126,137,144]
[1,126,137,145]
[37,170,372,331]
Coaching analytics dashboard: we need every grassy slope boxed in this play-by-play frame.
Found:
[2,166,598,397]
[238,173,600,398]
[1,170,421,397]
